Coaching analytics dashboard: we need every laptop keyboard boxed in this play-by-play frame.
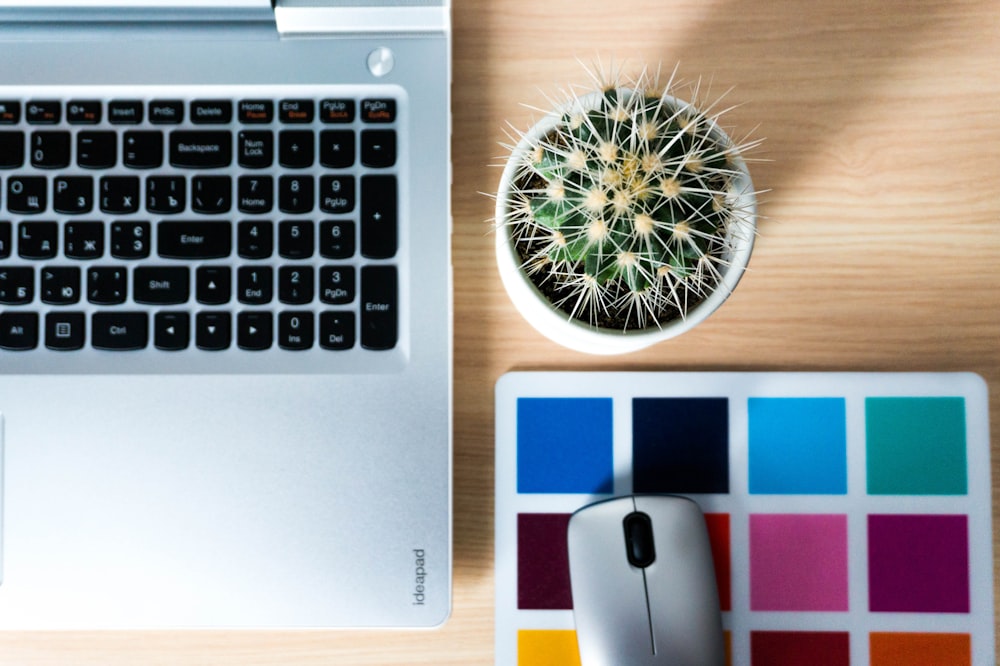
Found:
[0,88,403,369]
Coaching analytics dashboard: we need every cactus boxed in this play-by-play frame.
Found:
[499,66,759,330]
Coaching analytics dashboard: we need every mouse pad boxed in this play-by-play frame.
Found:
[494,372,994,665]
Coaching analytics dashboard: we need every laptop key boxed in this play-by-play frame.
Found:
[361,129,396,168]
[238,100,274,124]
[319,130,355,168]
[18,222,58,259]
[158,221,232,259]
[237,130,274,169]
[77,131,117,169]
[0,221,10,258]
[65,221,104,259]
[360,265,397,350]
[40,266,81,305]
[361,99,395,123]
[154,311,189,350]
[134,266,189,305]
[237,311,273,350]
[278,265,313,304]
[237,220,273,259]
[278,175,313,214]
[319,311,355,350]
[237,266,273,304]
[67,101,102,124]
[45,311,85,350]
[195,311,231,350]
[279,130,314,168]
[170,131,233,169]
[149,100,184,125]
[30,131,71,169]
[108,100,143,124]
[360,175,397,259]
[0,101,21,124]
[320,175,355,214]
[6,176,47,214]
[196,265,231,305]
[237,175,273,214]
[278,311,313,350]
[0,266,33,304]
[0,311,39,350]
[110,221,151,259]
[192,176,232,214]
[146,176,185,214]
[0,131,25,168]
[319,220,355,259]
[25,100,60,124]
[191,100,233,125]
[99,176,140,214]
[278,220,314,259]
[53,176,94,214]
[279,99,314,124]
[123,131,164,169]
[320,99,354,124]
[92,312,147,350]
[87,266,127,305]
[319,265,354,304]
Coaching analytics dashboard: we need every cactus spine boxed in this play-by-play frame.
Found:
[500,67,758,330]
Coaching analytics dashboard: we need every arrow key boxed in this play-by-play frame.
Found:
[154,311,189,351]
[196,265,231,305]
[237,311,272,351]
[196,311,230,351]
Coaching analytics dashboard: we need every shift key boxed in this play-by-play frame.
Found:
[158,221,232,259]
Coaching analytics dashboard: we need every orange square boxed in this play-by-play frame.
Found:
[870,632,970,666]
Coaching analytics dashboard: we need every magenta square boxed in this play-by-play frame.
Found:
[517,513,573,610]
[868,514,969,613]
[750,514,849,611]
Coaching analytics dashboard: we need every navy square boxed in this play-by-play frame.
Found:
[632,397,729,493]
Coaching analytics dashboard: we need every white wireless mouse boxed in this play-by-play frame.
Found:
[567,495,725,666]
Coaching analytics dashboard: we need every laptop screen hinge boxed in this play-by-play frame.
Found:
[273,0,448,37]
[0,1,276,25]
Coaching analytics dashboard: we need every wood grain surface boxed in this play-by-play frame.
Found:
[2,0,999,662]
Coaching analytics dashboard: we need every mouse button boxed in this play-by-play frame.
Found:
[623,511,656,568]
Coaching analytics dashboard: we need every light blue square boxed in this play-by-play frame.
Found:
[517,397,613,494]
[748,397,847,494]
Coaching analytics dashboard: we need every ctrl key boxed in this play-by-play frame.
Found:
[92,312,148,351]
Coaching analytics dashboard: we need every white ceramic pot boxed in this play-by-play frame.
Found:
[494,95,757,355]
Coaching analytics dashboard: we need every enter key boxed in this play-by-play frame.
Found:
[360,265,397,350]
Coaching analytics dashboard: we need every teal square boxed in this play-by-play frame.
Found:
[866,397,967,495]
[748,398,847,494]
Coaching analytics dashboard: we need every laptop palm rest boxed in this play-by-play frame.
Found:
[0,374,449,628]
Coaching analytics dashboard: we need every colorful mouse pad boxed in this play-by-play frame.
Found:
[494,372,994,665]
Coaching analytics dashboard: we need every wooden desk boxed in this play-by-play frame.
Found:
[2,0,998,662]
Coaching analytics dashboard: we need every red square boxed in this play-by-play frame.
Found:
[751,631,849,666]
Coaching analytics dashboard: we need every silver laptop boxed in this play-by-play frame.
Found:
[0,0,452,628]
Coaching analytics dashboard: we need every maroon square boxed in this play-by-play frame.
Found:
[517,513,573,610]
[751,631,850,665]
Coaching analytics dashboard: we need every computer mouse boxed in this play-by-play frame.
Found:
[567,495,724,666]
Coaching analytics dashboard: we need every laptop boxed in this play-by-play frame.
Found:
[0,0,452,628]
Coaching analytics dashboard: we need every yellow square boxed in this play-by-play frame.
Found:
[518,629,581,666]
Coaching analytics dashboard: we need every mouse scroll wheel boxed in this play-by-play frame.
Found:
[623,511,656,568]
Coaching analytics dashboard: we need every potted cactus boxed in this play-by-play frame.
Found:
[494,66,760,354]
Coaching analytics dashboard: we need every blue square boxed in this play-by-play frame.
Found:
[748,398,847,494]
[517,397,613,494]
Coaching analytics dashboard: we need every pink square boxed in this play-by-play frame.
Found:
[750,514,849,611]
